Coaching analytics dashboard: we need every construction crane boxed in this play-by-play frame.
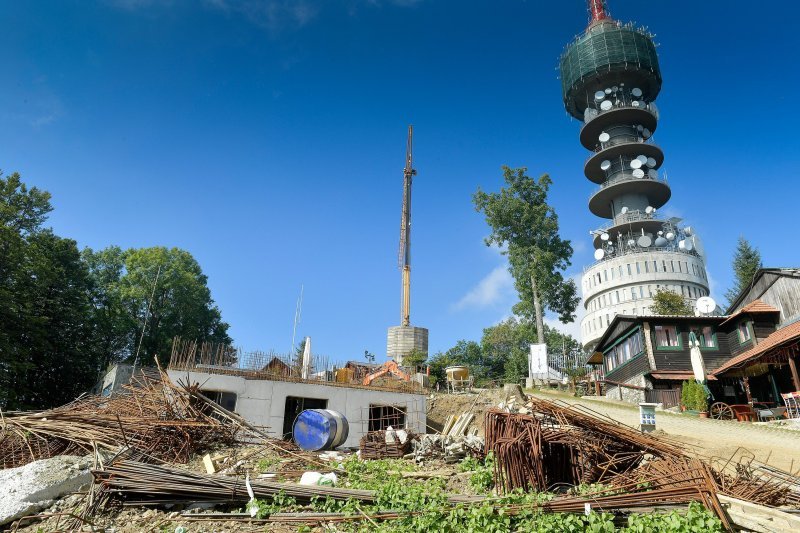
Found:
[398,125,417,327]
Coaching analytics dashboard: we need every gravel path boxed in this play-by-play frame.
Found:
[530,390,800,473]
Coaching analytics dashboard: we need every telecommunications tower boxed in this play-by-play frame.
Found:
[560,0,711,350]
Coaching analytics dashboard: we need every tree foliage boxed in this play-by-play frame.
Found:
[651,288,693,316]
[473,167,579,343]
[725,236,762,306]
[428,317,582,386]
[1,171,231,410]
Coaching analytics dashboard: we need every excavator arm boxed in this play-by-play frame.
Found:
[362,360,411,386]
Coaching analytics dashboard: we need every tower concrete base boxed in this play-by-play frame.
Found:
[387,326,428,365]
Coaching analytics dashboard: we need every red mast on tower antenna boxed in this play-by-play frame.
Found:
[588,0,610,23]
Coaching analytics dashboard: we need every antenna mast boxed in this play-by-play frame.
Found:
[588,0,611,24]
[398,125,416,327]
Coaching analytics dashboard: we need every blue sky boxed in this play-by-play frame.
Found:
[2,0,798,364]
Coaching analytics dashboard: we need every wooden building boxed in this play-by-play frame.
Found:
[727,268,800,328]
[589,300,784,407]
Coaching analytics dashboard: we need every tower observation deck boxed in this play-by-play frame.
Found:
[560,0,710,350]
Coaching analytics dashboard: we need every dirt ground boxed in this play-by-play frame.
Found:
[529,388,800,473]
[426,387,523,435]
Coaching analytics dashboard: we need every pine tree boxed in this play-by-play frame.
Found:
[725,236,762,305]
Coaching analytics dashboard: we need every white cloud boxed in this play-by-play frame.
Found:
[452,266,514,311]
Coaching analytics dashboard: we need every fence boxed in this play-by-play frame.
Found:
[645,388,681,409]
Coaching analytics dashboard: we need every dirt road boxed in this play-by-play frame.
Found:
[530,390,800,472]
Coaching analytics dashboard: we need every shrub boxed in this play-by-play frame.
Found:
[681,379,708,411]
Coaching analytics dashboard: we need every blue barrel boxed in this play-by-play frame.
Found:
[292,409,349,451]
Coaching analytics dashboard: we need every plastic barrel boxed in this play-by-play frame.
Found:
[292,409,349,451]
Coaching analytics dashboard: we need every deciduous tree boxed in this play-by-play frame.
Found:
[473,167,579,344]
[651,288,693,316]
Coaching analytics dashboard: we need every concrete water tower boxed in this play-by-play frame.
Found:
[386,126,428,365]
[560,0,711,350]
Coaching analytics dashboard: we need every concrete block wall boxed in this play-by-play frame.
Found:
[167,370,427,448]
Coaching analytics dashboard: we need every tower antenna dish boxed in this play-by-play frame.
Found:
[696,296,717,315]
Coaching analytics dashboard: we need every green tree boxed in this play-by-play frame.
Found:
[427,340,483,385]
[402,348,427,370]
[473,167,579,344]
[651,288,693,316]
[725,236,762,305]
[0,172,101,409]
[86,246,232,367]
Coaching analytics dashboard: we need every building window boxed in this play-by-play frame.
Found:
[636,262,641,274]
[604,270,608,281]
[684,261,689,274]
[619,265,623,277]
[654,325,681,349]
[369,405,407,431]
[691,326,716,348]
[738,322,752,343]
[203,390,238,412]
[644,261,649,273]
[653,260,658,272]
[677,261,682,273]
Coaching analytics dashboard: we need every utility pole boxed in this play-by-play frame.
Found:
[398,125,417,327]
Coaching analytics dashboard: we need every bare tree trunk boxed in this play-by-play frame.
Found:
[530,270,545,345]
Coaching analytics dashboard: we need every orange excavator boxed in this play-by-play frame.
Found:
[362,360,411,386]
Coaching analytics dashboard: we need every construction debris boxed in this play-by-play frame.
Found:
[0,370,240,469]
[359,428,413,459]
[484,397,798,511]
[0,456,92,526]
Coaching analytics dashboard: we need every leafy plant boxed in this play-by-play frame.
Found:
[681,379,708,412]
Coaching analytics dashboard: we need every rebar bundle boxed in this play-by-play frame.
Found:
[0,371,239,468]
[485,397,798,510]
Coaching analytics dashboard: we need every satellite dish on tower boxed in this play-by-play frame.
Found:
[643,128,652,138]
[632,168,645,178]
[637,155,648,164]
[605,88,612,94]
[654,236,668,246]
[621,206,629,214]
[696,296,717,315]
[630,159,642,169]
[632,100,640,107]
[646,157,657,168]
[594,248,605,260]
[666,232,675,241]
[632,87,643,98]
[600,160,611,171]
[645,206,654,214]
[599,132,610,142]
[600,100,613,111]
[685,226,693,236]
[648,169,659,179]
[638,235,652,247]
[595,91,606,101]
[600,232,610,241]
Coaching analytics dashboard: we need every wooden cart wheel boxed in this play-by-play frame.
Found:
[710,402,733,420]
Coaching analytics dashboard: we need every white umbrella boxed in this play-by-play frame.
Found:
[301,336,312,380]
[689,332,707,383]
